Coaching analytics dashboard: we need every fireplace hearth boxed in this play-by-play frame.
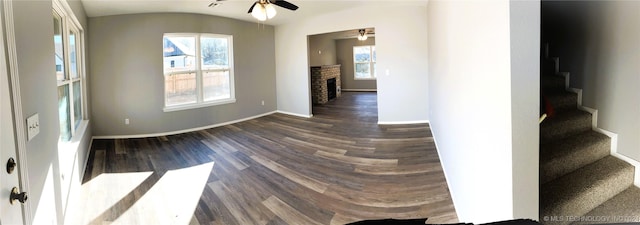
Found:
[327,78,337,101]
[311,65,341,104]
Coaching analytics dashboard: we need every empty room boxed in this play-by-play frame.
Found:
[4,0,639,225]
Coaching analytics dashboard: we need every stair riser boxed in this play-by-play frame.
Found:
[547,93,577,113]
[542,79,565,91]
[540,138,610,184]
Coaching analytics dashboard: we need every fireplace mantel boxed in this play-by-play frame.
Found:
[311,65,341,104]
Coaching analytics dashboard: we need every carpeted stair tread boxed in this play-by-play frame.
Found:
[540,110,592,144]
[572,186,640,224]
[540,156,634,225]
[540,131,610,184]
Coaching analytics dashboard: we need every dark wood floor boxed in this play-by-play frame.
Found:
[72,92,458,225]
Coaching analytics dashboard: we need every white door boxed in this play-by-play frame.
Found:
[0,3,26,224]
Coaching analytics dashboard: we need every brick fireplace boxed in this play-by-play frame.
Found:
[311,65,341,104]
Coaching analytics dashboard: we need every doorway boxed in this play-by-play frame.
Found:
[307,28,377,116]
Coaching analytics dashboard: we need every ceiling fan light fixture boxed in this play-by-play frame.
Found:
[251,3,268,21]
[358,29,368,41]
[265,3,277,19]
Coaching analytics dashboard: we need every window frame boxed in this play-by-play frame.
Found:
[353,45,376,80]
[53,2,87,142]
[163,33,236,112]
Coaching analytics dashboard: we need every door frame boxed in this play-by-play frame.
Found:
[1,0,32,223]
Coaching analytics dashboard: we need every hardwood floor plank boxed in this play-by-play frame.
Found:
[73,92,458,225]
[354,162,444,175]
[282,137,348,155]
[208,181,257,225]
[250,154,329,193]
[200,139,249,171]
[314,150,399,167]
[262,196,323,225]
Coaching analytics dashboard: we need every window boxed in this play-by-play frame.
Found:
[353,45,376,80]
[163,33,235,111]
[54,7,85,142]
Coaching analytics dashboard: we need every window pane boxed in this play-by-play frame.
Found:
[73,81,82,129]
[372,46,376,62]
[373,63,377,78]
[203,70,231,101]
[354,46,371,63]
[69,30,79,79]
[165,73,197,106]
[54,14,65,81]
[58,85,71,141]
[163,36,196,72]
[355,63,371,78]
[201,37,229,69]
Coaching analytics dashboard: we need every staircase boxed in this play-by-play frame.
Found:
[539,57,640,225]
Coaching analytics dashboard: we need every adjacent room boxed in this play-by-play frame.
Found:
[308,28,377,117]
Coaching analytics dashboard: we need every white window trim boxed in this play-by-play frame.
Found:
[54,0,88,142]
[353,45,376,80]
[163,33,236,112]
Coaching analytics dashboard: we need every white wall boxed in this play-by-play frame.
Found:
[509,0,540,220]
[428,0,539,222]
[543,1,640,162]
[275,3,429,123]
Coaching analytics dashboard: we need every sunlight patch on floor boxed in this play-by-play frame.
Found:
[113,162,214,225]
[69,171,152,224]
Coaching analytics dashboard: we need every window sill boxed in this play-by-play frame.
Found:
[354,78,377,80]
[163,98,236,112]
[58,120,89,151]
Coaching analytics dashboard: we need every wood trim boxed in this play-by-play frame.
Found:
[93,111,278,139]
[1,0,32,223]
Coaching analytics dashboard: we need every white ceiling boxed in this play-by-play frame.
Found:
[79,0,428,26]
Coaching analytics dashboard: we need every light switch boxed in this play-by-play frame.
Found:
[26,113,39,141]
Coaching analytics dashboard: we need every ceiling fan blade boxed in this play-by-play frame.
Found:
[248,2,257,13]
[272,0,299,11]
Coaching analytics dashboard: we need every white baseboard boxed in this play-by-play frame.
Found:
[341,89,377,92]
[559,63,640,188]
[93,111,277,139]
[611,152,640,187]
[275,110,313,118]
[378,120,429,125]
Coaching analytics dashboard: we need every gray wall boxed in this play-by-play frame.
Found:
[308,34,336,66]
[542,1,640,162]
[12,0,92,223]
[89,13,277,136]
[336,38,377,90]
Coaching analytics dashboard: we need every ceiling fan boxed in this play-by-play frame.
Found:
[208,0,225,8]
[248,0,299,21]
[343,28,375,40]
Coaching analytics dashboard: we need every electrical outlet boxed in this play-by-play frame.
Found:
[26,113,39,141]
[125,118,130,125]
[261,100,265,106]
